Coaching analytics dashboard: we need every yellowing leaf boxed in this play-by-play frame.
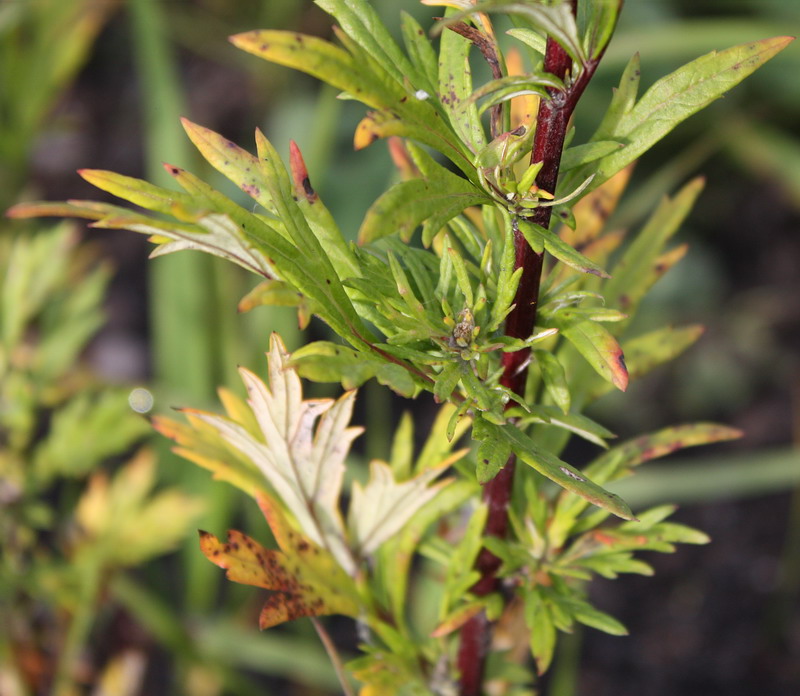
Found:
[200,492,359,629]
[75,450,204,566]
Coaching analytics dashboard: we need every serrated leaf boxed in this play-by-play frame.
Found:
[189,334,362,573]
[560,318,628,391]
[200,492,359,629]
[348,461,452,557]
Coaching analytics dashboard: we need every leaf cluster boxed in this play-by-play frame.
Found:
[4,0,792,692]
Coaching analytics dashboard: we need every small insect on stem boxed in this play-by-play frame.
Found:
[559,466,585,482]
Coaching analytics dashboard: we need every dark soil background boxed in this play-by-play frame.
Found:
[16,1,800,694]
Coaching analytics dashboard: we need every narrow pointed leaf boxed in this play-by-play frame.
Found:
[518,220,610,278]
[492,421,636,520]
[560,319,628,391]
[589,325,705,399]
[575,36,794,192]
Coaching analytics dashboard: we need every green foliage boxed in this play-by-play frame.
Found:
[6,0,792,693]
[0,227,203,694]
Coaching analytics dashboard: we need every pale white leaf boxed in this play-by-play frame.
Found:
[194,333,362,574]
[348,461,451,556]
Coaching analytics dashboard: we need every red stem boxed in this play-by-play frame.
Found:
[457,30,604,695]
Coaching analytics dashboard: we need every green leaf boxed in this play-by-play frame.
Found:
[526,592,557,675]
[592,52,640,143]
[400,11,439,95]
[576,36,795,192]
[359,168,489,245]
[582,0,622,60]
[589,325,705,399]
[491,420,636,520]
[517,220,610,278]
[316,0,418,87]
[476,435,512,485]
[517,405,615,449]
[33,390,151,483]
[434,361,464,404]
[572,602,627,636]
[495,2,586,65]
[534,350,571,414]
[230,30,395,110]
[560,140,623,172]
[252,130,371,345]
[289,341,385,390]
[559,318,628,391]
[439,9,486,152]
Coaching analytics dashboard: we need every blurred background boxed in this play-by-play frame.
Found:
[1,0,798,694]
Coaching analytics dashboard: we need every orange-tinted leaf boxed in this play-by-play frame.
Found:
[560,319,628,391]
[200,492,360,630]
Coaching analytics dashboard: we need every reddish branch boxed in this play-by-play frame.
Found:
[456,29,606,696]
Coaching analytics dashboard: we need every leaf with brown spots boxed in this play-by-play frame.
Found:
[199,492,360,629]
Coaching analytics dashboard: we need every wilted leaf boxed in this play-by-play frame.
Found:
[200,492,359,629]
